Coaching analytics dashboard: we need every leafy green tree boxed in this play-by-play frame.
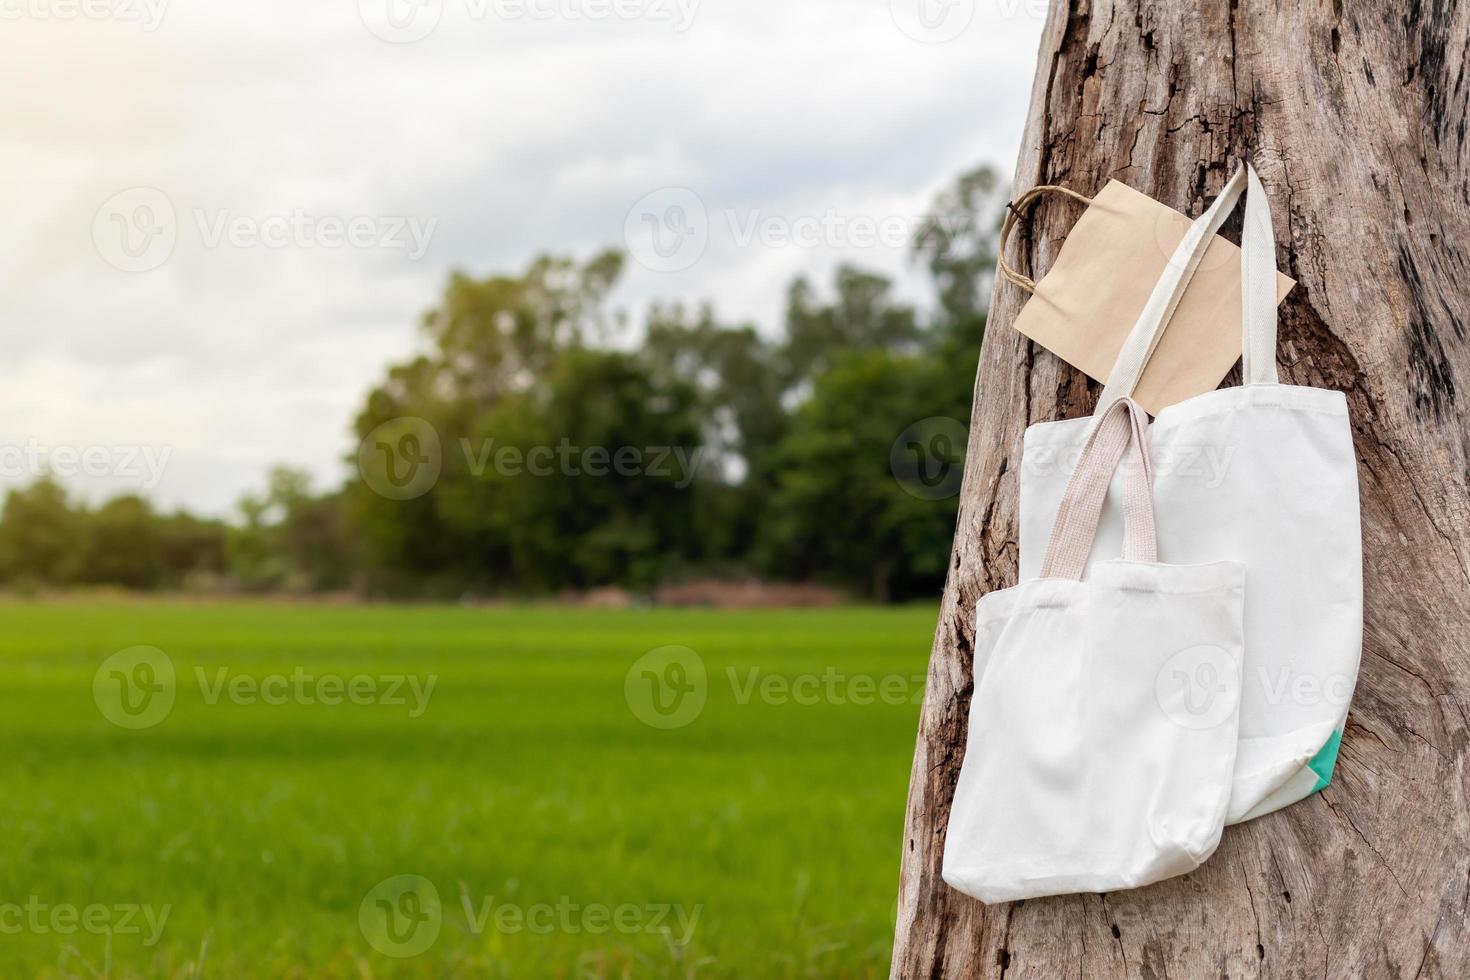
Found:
[749,166,1003,597]
[0,480,229,591]
[338,162,1004,600]
[348,252,627,594]
[265,469,353,590]
[156,511,229,588]
[231,467,352,592]
[763,349,974,601]
[362,250,625,432]
[0,163,1007,599]
[783,266,922,383]
[81,495,164,589]
[230,488,292,592]
[442,349,705,592]
[643,304,787,564]
[0,477,83,586]
[912,164,1005,326]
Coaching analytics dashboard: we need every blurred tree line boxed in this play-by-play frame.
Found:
[0,166,1003,601]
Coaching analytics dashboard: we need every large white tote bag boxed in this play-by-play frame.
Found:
[944,397,1245,904]
[1018,164,1363,823]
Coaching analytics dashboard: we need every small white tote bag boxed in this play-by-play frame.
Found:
[944,397,1245,904]
[1018,164,1363,823]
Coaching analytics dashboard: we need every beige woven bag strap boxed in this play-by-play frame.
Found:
[1094,163,1280,414]
[1039,397,1156,580]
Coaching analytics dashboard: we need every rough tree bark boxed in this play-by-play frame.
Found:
[893,1,1470,977]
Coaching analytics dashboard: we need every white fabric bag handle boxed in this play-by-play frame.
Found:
[1040,397,1155,580]
[1094,163,1279,415]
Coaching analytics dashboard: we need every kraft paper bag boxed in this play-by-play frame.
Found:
[1000,179,1295,416]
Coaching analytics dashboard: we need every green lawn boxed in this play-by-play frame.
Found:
[0,601,935,978]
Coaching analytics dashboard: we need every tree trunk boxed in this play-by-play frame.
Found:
[892,1,1470,977]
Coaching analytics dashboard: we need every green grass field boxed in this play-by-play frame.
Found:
[0,601,935,978]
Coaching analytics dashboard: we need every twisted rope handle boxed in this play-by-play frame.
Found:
[996,184,1095,292]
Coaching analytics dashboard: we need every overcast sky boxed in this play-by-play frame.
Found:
[0,0,1045,516]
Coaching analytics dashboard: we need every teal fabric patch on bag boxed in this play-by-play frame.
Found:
[1308,729,1343,793]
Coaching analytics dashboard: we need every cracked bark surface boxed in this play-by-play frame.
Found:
[891,1,1470,977]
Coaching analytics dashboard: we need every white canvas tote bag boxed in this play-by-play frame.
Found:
[944,397,1245,904]
[1018,164,1363,823]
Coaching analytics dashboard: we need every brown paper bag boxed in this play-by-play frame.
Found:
[1001,179,1295,416]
